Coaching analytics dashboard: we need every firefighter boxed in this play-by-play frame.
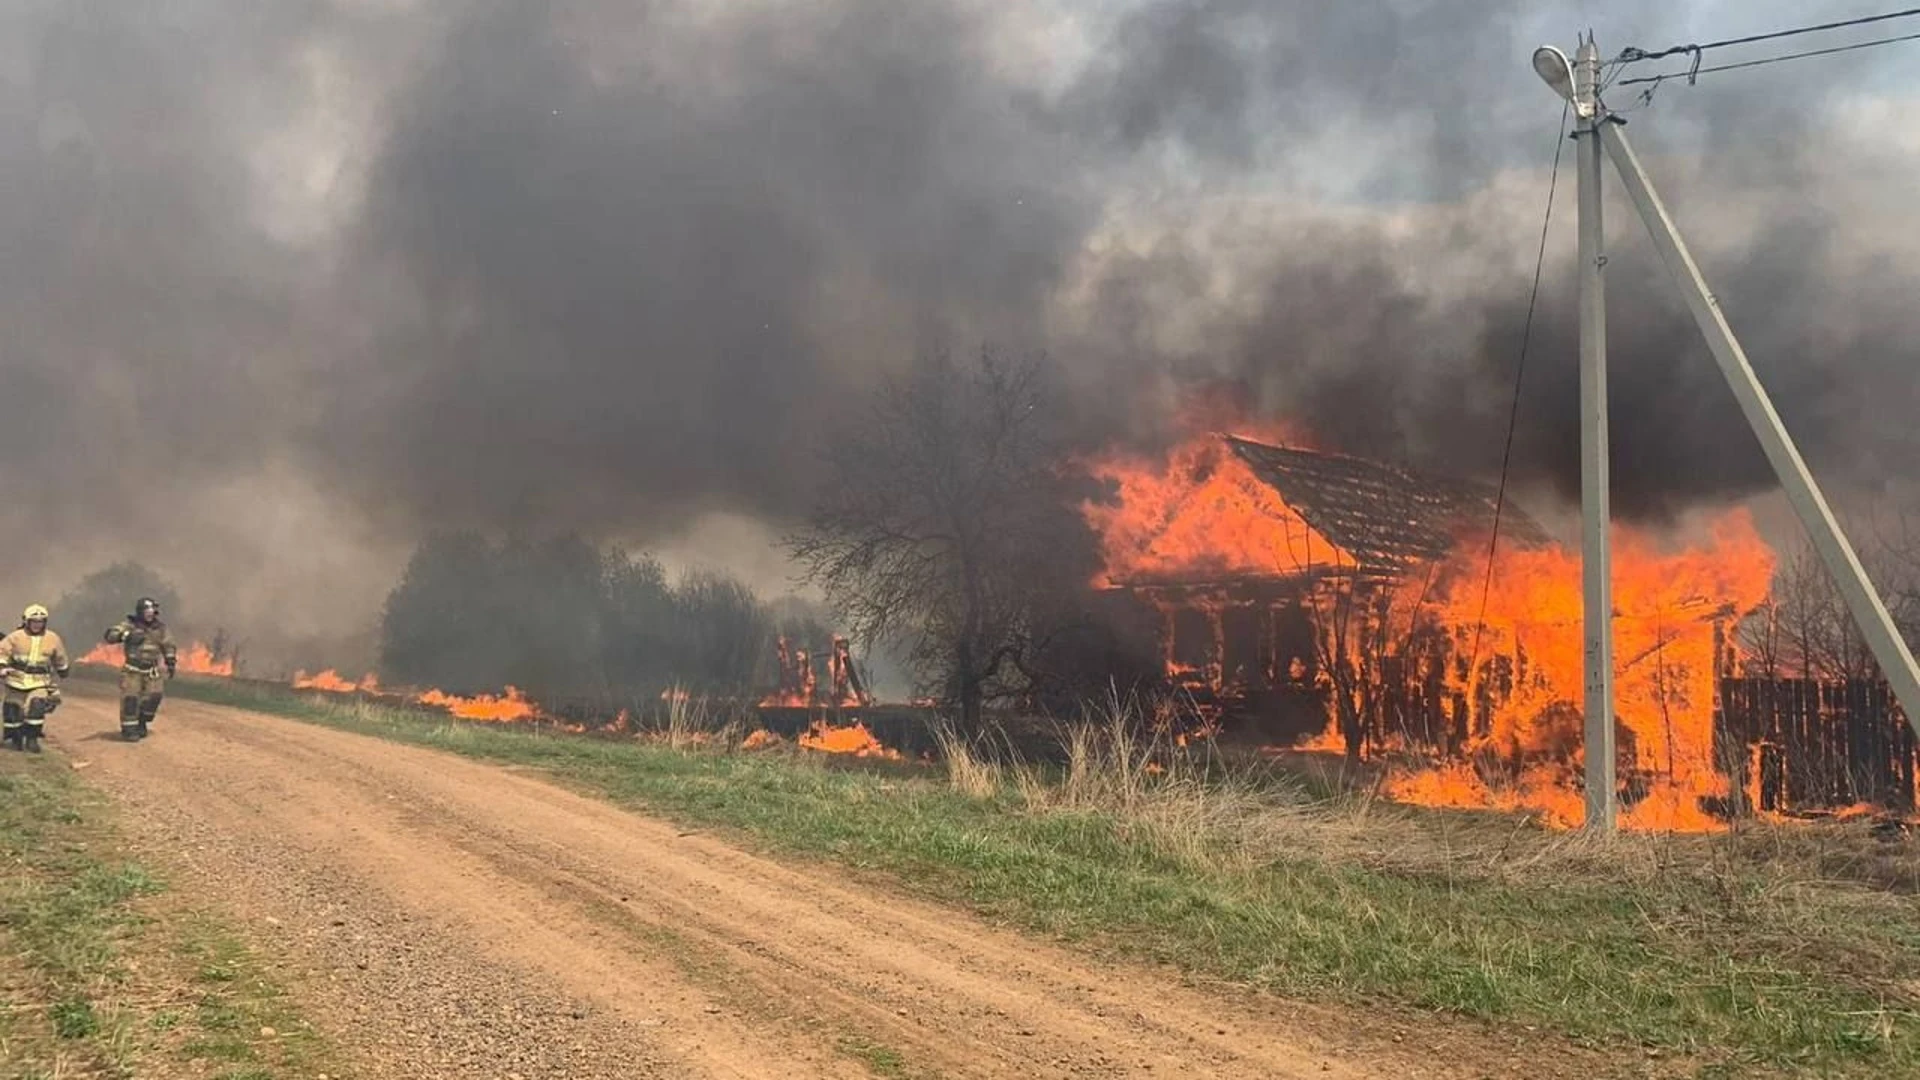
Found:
[104,597,176,741]
[1,604,70,753]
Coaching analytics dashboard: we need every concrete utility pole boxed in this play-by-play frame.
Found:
[1535,37,1616,830]
[1530,35,1920,814]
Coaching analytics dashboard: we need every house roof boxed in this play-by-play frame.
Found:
[1223,436,1551,574]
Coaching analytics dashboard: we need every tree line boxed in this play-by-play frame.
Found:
[378,533,830,711]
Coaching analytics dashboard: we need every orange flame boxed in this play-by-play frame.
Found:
[741,728,782,751]
[293,669,381,694]
[81,640,234,676]
[1081,426,1347,587]
[290,668,577,730]
[798,719,902,759]
[1393,511,1775,832]
[414,685,541,722]
[177,642,235,677]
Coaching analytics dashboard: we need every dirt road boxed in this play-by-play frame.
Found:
[46,690,1531,1080]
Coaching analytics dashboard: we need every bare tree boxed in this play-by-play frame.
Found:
[1311,578,1384,768]
[1738,595,1785,679]
[1779,543,1845,679]
[787,346,1086,731]
[1869,504,1920,647]
[1740,538,1895,682]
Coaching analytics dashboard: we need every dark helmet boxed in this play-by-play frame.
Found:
[134,597,160,621]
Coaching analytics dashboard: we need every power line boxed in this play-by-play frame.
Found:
[1467,99,1569,688]
[1616,28,1920,87]
[1616,6,1920,65]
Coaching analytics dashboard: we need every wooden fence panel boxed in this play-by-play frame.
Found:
[1718,676,1919,815]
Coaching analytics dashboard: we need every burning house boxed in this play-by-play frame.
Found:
[1091,434,1551,745]
[1080,430,1896,831]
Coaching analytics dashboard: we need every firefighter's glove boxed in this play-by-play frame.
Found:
[165,659,176,677]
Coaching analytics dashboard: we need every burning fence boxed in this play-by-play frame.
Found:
[1081,430,1912,831]
[756,634,922,759]
[763,634,871,709]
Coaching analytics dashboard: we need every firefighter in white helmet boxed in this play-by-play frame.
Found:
[1,604,71,753]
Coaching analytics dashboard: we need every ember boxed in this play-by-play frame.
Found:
[799,719,902,759]
[741,728,782,751]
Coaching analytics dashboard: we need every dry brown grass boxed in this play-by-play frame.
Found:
[932,688,1920,900]
[928,717,999,798]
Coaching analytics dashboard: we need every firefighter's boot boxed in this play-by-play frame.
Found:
[2,702,21,751]
[23,696,50,753]
[120,697,141,742]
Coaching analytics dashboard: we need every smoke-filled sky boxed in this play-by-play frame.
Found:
[4,0,1917,652]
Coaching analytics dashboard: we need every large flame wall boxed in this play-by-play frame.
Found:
[1082,430,1350,586]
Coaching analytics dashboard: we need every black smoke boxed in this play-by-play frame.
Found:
[2,0,1916,641]
[324,0,1094,530]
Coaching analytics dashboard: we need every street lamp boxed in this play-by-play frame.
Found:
[1532,45,1575,103]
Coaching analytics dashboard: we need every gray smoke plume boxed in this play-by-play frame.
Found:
[1054,0,1920,521]
[2,0,1916,651]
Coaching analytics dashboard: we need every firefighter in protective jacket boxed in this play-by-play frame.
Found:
[104,597,176,741]
[1,604,70,752]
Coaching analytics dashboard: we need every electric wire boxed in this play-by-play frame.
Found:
[1616,28,1920,87]
[1615,6,1920,64]
[1466,99,1569,690]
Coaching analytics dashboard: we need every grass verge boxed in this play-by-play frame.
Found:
[0,745,336,1079]
[175,676,1920,1078]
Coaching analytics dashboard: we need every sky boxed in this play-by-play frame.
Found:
[2,0,1916,664]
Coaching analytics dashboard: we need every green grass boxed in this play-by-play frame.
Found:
[176,676,1920,1077]
[0,749,336,1078]
[836,1033,913,1078]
